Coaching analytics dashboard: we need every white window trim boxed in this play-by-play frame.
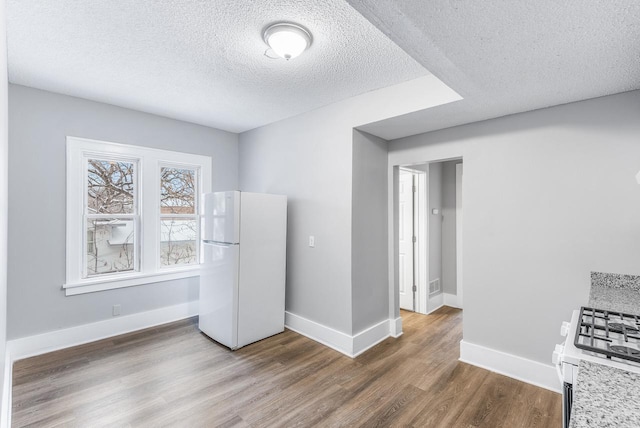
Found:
[65,136,212,296]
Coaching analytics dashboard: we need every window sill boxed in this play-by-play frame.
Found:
[63,267,201,296]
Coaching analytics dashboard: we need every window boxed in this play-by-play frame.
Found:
[159,166,198,267]
[65,137,211,295]
[86,158,139,277]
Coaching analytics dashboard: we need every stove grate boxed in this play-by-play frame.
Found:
[574,306,640,364]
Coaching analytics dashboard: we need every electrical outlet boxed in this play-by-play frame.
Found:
[309,235,315,247]
[112,304,121,316]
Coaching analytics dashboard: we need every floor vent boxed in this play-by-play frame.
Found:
[429,278,441,295]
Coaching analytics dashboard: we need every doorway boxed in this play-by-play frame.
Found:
[396,159,463,315]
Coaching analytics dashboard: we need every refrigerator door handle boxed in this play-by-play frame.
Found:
[203,240,238,246]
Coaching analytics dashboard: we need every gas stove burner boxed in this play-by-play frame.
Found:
[610,345,640,357]
[608,323,640,334]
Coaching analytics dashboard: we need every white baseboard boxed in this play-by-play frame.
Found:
[285,311,399,358]
[390,317,403,338]
[285,311,353,356]
[352,319,392,357]
[459,340,561,393]
[425,302,444,315]
[8,301,199,362]
[443,293,461,308]
[1,349,12,428]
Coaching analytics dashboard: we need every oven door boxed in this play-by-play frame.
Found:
[563,381,573,428]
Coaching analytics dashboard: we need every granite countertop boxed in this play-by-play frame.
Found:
[569,360,640,428]
[589,272,640,314]
[589,286,640,314]
[569,272,640,427]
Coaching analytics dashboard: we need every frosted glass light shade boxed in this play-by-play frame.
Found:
[263,23,312,60]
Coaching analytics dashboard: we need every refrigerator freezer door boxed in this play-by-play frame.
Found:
[202,191,240,244]
[199,242,240,349]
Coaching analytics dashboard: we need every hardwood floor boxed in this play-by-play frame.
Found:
[12,307,561,427]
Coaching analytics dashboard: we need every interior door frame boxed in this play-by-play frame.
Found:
[415,171,428,314]
[456,163,463,308]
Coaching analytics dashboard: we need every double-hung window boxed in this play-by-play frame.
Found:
[159,166,198,267]
[65,137,211,295]
[85,157,139,277]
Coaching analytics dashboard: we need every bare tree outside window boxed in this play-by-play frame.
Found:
[161,168,195,214]
[85,159,138,276]
[160,167,198,266]
[88,160,134,214]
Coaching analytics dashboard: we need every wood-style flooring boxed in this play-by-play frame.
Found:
[12,307,561,427]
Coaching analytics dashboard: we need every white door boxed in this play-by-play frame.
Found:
[399,170,415,311]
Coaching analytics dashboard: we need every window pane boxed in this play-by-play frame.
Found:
[87,160,135,214]
[160,219,197,266]
[86,218,136,276]
[160,167,196,214]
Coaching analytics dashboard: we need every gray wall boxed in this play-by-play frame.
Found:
[351,130,389,334]
[441,160,460,295]
[7,84,239,339]
[238,77,449,335]
[388,89,640,364]
[428,162,442,285]
[0,0,8,407]
[238,101,354,334]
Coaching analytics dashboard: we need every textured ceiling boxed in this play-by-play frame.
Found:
[6,0,428,133]
[9,1,639,139]
[348,0,640,140]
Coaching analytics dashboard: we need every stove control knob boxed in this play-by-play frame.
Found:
[560,321,571,337]
[552,344,564,365]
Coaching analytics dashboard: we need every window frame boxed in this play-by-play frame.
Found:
[65,136,212,296]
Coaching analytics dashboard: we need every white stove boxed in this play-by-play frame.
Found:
[553,307,640,428]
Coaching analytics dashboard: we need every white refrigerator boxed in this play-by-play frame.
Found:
[199,191,287,350]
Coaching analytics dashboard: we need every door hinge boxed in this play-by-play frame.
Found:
[412,285,417,292]
[412,236,417,243]
[412,185,416,193]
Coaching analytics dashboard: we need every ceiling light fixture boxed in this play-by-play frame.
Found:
[263,23,312,61]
